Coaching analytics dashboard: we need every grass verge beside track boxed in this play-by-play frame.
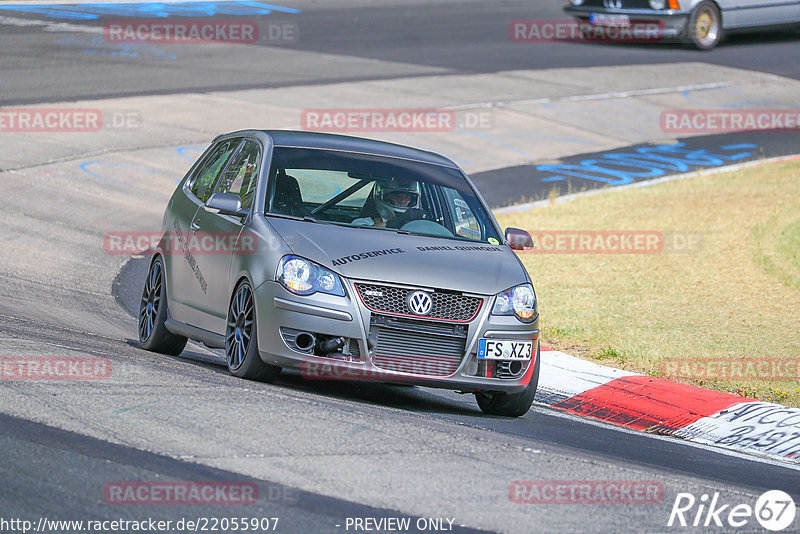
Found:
[495,159,800,407]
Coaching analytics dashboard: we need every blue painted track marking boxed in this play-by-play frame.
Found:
[0,2,300,20]
[177,146,204,162]
[58,36,177,59]
[682,87,798,110]
[721,143,758,152]
[80,160,162,187]
[536,142,758,185]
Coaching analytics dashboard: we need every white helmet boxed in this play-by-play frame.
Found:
[374,178,421,220]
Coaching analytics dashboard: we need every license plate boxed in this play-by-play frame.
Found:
[589,13,630,27]
[477,339,533,361]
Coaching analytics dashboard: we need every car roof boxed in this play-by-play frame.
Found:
[244,130,458,168]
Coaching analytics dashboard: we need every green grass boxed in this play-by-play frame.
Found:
[495,158,800,406]
[752,205,800,290]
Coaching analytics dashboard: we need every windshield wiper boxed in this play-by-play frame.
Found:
[267,213,338,226]
[364,225,410,235]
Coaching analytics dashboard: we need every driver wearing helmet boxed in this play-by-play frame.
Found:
[352,178,423,228]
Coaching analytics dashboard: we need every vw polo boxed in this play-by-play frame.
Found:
[139,130,540,416]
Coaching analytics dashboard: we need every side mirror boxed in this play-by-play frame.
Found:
[205,193,248,217]
[505,227,534,251]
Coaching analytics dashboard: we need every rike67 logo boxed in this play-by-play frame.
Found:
[668,490,796,531]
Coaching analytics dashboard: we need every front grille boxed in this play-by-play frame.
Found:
[369,316,467,377]
[355,283,482,322]
[347,338,361,358]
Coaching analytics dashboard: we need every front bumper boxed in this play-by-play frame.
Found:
[564,5,691,37]
[253,279,539,393]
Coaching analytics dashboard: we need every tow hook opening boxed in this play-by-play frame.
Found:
[317,336,345,354]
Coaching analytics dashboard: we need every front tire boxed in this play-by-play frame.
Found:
[685,1,722,50]
[139,256,188,355]
[225,281,281,381]
[475,345,540,417]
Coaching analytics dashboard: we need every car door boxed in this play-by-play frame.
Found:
[168,137,243,327]
[184,138,263,335]
[734,0,798,26]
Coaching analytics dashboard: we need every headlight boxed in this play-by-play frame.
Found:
[569,0,585,5]
[649,0,666,8]
[492,284,537,322]
[276,255,345,296]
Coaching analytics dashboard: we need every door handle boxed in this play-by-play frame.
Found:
[190,220,200,232]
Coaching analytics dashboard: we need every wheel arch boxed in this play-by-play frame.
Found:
[229,273,259,319]
[148,250,172,303]
[684,0,721,12]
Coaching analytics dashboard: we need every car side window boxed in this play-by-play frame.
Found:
[190,138,241,203]
[212,139,261,210]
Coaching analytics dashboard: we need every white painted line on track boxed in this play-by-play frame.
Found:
[0,15,102,32]
[446,81,737,111]
[0,0,250,4]
[536,349,800,465]
[534,403,800,472]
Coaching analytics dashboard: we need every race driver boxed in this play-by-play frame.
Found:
[352,178,425,228]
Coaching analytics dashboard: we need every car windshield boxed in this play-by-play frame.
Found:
[265,147,501,243]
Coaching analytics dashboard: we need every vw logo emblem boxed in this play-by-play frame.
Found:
[407,291,433,316]
[603,0,622,8]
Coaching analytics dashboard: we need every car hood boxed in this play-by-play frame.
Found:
[267,217,528,295]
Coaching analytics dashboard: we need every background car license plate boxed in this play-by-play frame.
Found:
[477,339,533,360]
[590,13,631,27]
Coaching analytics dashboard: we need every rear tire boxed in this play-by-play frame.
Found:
[476,345,540,417]
[685,1,722,50]
[225,281,281,382]
[139,256,188,356]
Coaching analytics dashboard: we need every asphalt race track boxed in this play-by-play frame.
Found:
[1,1,799,533]
[1,413,494,534]
[472,130,800,208]
[1,0,800,105]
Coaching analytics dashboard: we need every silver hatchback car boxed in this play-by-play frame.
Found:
[139,130,540,416]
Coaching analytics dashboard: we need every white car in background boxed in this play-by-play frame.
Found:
[565,0,800,49]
